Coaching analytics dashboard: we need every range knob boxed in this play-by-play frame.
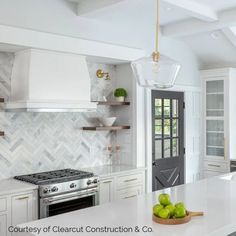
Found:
[70,183,76,188]
[87,180,92,185]
[43,188,49,194]
[93,179,98,184]
[51,186,58,192]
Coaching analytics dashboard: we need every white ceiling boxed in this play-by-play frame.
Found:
[71,0,236,69]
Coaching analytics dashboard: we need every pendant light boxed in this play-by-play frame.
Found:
[131,0,181,89]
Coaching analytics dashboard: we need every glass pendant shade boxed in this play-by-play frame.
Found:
[131,53,181,89]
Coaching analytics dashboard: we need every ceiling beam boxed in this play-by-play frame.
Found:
[67,0,125,16]
[222,28,236,48]
[162,8,236,37]
[162,0,218,22]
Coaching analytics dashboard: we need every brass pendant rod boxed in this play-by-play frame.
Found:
[155,0,160,53]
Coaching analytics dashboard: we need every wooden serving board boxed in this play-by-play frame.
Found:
[152,211,204,225]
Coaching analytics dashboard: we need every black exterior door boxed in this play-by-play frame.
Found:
[152,90,185,191]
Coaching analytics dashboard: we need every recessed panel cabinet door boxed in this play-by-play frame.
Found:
[99,178,115,204]
[0,214,7,236]
[11,193,33,226]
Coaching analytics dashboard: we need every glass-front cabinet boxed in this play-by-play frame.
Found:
[205,79,225,160]
[201,68,236,178]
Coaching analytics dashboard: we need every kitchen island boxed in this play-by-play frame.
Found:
[14,174,236,236]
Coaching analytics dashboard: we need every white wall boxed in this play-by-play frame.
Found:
[0,0,200,87]
[0,0,201,186]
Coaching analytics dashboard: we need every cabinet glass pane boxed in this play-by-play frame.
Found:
[207,120,224,132]
[206,80,224,93]
[206,80,224,117]
[207,147,224,157]
[207,133,224,147]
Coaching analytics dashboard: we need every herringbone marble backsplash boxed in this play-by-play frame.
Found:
[0,52,119,179]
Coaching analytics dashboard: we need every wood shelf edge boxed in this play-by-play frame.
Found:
[93,101,130,106]
[82,126,130,131]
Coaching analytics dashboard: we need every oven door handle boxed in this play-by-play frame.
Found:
[42,190,98,205]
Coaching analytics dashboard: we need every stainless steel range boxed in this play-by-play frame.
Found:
[14,169,99,219]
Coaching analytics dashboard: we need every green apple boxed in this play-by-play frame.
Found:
[175,202,185,209]
[158,193,171,206]
[165,204,176,217]
[153,204,164,216]
[158,208,170,219]
[174,206,186,218]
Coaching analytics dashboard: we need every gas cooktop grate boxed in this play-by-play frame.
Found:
[14,169,94,185]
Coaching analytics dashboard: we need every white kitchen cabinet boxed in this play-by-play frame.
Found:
[201,68,236,177]
[116,185,143,200]
[0,189,38,236]
[11,193,34,226]
[0,214,7,236]
[99,170,145,204]
[99,178,115,204]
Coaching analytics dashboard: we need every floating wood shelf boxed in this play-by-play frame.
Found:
[82,126,130,131]
[0,131,4,136]
[94,101,130,106]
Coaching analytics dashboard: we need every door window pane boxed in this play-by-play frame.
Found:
[155,119,162,138]
[164,119,170,138]
[172,100,178,118]
[164,99,170,117]
[172,119,178,137]
[155,140,162,159]
[155,99,162,117]
[164,139,171,158]
[173,138,179,157]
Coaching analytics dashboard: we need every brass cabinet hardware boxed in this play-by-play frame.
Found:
[124,195,137,199]
[124,178,138,183]
[16,196,29,200]
[103,181,112,184]
[208,164,221,168]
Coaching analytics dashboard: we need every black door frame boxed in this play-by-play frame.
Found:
[151,90,185,190]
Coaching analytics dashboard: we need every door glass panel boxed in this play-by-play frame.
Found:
[172,119,178,137]
[155,99,162,118]
[172,99,178,118]
[155,140,162,159]
[172,138,179,157]
[164,99,170,117]
[164,139,171,158]
[155,119,162,138]
[164,119,171,138]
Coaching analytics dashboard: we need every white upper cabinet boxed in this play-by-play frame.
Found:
[202,68,236,175]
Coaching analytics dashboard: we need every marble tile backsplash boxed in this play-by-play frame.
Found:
[0,52,118,179]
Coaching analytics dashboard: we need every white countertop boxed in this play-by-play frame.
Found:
[15,173,236,236]
[83,165,146,178]
[0,178,38,196]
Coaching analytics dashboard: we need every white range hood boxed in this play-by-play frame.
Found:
[6,49,97,112]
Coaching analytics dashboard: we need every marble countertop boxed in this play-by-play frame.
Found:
[82,165,146,178]
[15,173,236,236]
[0,178,38,196]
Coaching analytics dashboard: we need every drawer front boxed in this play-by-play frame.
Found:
[116,185,143,200]
[204,160,228,172]
[117,173,143,189]
[0,198,7,212]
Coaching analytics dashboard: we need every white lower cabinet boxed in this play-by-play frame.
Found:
[99,170,145,205]
[0,214,7,236]
[116,185,142,200]
[99,178,115,204]
[0,190,38,236]
[11,193,34,226]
